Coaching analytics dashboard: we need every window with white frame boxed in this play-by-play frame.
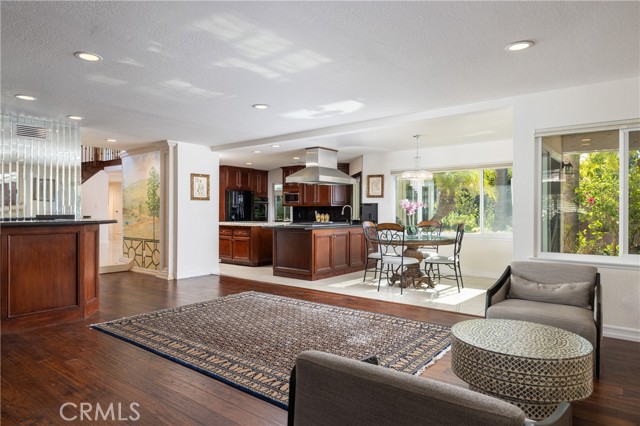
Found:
[539,126,639,258]
[394,167,512,233]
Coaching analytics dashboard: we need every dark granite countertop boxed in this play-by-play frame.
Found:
[263,221,361,230]
[0,218,116,227]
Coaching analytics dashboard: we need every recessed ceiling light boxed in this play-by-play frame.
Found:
[253,150,261,154]
[74,51,103,62]
[252,104,269,109]
[505,40,534,52]
[66,115,83,120]
[581,138,592,142]
[14,94,37,101]
[245,162,253,165]
[293,156,300,160]
[271,144,280,148]
[106,139,117,142]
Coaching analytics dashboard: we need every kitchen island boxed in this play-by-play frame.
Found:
[268,222,366,281]
[1,218,115,332]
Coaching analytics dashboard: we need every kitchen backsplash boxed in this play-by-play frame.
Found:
[292,206,351,223]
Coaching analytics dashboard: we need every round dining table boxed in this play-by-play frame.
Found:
[370,233,455,288]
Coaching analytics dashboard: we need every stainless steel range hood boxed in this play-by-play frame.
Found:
[286,147,356,185]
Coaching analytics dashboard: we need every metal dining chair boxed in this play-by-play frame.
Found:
[416,220,442,277]
[362,221,382,282]
[375,223,420,295]
[423,223,465,292]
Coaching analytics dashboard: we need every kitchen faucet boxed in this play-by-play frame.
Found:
[341,204,352,223]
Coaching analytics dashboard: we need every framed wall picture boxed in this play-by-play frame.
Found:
[190,173,210,200]
[367,175,384,198]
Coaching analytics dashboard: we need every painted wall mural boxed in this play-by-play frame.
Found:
[122,151,161,270]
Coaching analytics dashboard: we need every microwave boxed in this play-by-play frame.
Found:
[284,192,300,204]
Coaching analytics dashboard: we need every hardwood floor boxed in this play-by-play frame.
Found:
[2,272,639,425]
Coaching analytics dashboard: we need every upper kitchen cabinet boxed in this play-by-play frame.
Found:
[221,166,251,191]
[302,184,331,206]
[282,166,304,191]
[251,170,269,198]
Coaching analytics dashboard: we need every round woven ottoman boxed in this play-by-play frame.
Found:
[451,319,593,420]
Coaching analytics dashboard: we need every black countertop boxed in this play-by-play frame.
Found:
[0,218,116,227]
[264,221,361,230]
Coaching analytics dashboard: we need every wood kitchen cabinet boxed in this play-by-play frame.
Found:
[282,166,304,190]
[301,184,331,206]
[221,166,251,191]
[348,227,366,269]
[219,227,234,260]
[272,225,365,280]
[251,170,269,197]
[219,226,273,266]
[313,228,350,275]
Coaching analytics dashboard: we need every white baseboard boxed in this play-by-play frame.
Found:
[99,256,134,274]
[155,268,175,281]
[603,325,640,342]
[130,266,158,276]
[175,268,217,280]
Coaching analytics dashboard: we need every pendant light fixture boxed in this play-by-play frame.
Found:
[401,134,433,186]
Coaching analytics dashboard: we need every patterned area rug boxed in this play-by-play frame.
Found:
[91,291,451,408]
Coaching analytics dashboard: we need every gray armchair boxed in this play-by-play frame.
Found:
[485,261,601,377]
[288,350,572,426]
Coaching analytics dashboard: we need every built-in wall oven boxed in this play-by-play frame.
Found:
[252,197,268,221]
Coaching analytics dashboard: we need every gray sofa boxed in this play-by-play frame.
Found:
[485,261,601,377]
[287,350,572,426]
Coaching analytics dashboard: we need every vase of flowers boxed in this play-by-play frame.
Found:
[400,199,423,235]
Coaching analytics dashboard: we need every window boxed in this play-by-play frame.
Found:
[272,184,292,221]
[628,130,640,254]
[395,167,512,233]
[539,126,639,258]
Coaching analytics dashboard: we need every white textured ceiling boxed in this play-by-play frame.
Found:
[2,1,638,170]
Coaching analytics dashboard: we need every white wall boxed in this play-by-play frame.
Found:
[511,77,640,340]
[175,142,220,279]
[349,156,363,176]
[81,170,110,243]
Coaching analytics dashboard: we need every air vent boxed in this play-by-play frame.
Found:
[15,124,48,140]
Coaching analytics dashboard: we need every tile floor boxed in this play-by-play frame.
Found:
[219,263,494,317]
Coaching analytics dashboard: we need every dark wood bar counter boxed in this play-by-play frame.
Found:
[1,219,115,332]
